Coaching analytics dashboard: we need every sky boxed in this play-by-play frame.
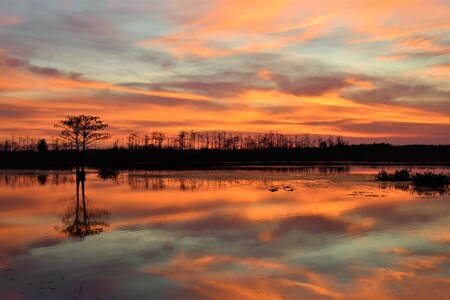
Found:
[0,0,449,144]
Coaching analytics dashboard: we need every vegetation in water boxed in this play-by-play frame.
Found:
[375,169,411,181]
[411,172,450,187]
[377,169,450,193]
[98,168,119,180]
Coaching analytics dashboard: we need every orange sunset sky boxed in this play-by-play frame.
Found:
[0,0,449,144]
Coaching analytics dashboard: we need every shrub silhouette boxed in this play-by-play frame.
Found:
[411,172,450,187]
[376,169,411,181]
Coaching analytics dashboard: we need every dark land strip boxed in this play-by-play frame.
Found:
[1,144,450,170]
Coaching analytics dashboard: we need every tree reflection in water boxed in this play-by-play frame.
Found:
[58,167,110,239]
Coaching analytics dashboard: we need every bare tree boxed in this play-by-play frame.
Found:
[54,115,110,151]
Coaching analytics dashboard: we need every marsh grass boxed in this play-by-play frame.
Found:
[411,172,450,187]
[377,169,450,194]
[375,169,411,181]
[97,168,119,180]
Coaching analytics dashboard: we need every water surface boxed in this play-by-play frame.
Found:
[1,166,449,299]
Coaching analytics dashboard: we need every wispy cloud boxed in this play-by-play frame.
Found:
[0,15,22,27]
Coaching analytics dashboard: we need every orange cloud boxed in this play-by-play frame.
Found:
[345,77,373,89]
[138,0,334,58]
[256,69,273,80]
[0,51,211,101]
[142,252,343,299]
[190,0,289,33]
[413,63,450,79]
[139,0,450,65]
[377,55,409,61]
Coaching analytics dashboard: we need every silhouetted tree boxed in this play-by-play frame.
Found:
[327,135,335,148]
[37,139,48,152]
[178,130,188,150]
[335,135,347,147]
[54,115,110,151]
[127,133,139,150]
[155,132,165,149]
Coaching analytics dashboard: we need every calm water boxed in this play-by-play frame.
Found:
[1,167,449,300]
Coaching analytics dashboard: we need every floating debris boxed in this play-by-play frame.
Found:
[283,185,294,191]
[269,185,295,192]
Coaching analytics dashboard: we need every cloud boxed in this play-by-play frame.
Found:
[342,80,450,106]
[136,52,175,68]
[273,74,351,96]
[121,70,269,98]
[266,215,358,242]
[0,15,22,27]
[58,14,119,37]
[0,103,36,119]
[120,54,364,99]
[137,0,333,58]
[0,50,211,100]
[345,200,450,228]
[297,119,450,140]
[340,122,450,137]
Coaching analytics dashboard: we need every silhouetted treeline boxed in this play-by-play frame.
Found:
[1,144,450,169]
[0,131,348,152]
[118,131,348,150]
[0,135,75,152]
[0,136,51,152]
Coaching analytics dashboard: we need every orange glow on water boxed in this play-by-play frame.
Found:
[1,169,450,298]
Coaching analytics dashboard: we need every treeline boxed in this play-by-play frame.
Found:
[1,144,450,169]
[121,131,348,150]
[1,131,349,152]
[0,136,66,152]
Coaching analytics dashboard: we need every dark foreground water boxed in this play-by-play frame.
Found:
[1,166,449,300]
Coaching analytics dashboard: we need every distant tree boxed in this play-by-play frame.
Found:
[54,115,110,151]
[37,139,48,152]
[155,132,165,150]
[112,139,119,150]
[335,135,348,147]
[327,135,335,148]
[178,130,188,150]
[319,140,328,148]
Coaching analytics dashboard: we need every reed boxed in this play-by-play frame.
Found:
[411,172,450,187]
[377,169,450,191]
[375,169,411,181]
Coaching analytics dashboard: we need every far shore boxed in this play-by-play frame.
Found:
[1,144,450,170]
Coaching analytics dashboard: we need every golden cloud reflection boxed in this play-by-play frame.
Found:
[0,168,449,298]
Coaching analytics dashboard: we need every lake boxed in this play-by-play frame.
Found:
[1,166,449,299]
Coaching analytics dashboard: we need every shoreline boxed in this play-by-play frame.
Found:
[1,145,450,170]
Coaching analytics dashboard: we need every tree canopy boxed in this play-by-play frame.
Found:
[54,115,110,151]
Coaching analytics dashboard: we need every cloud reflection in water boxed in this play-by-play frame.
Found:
[0,168,449,299]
